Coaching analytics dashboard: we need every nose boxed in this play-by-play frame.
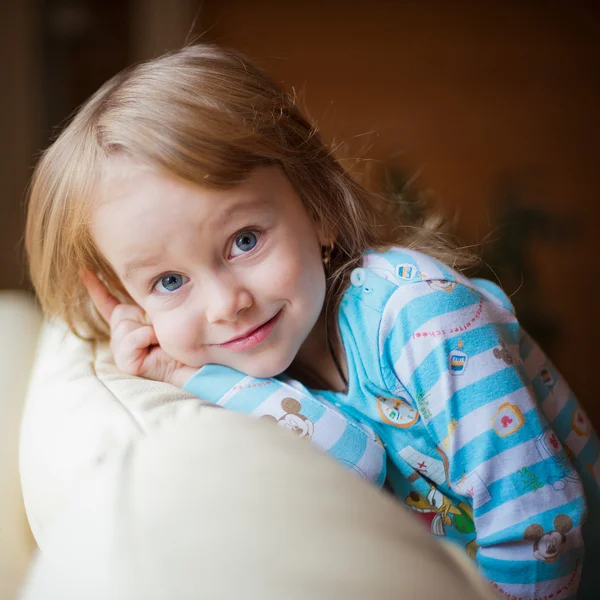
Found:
[204,272,253,324]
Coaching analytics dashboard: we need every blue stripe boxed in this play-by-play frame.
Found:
[426,367,526,432]
[183,364,246,404]
[328,423,368,467]
[401,283,480,328]
[408,322,521,402]
[519,332,536,361]
[550,394,580,441]
[384,285,480,353]
[471,278,514,312]
[292,395,328,423]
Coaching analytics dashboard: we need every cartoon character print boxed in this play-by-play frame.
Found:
[571,408,590,438]
[377,396,419,428]
[491,402,525,438]
[361,254,421,286]
[534,429,581,490]
[493,339,514,365]
[540,366,555,394]
[523,514,572,563]
[261,398,314,440]
[427,280,457,293]
[448,339,468,376]
[405,487,478,559]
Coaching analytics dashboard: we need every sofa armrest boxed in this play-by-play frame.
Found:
[21,410,495,600]
[0,292,42,600]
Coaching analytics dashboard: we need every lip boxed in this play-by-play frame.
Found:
[215,311,281,351]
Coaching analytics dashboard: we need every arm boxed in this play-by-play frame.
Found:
[380,277,586,599]
[184,365,387,487]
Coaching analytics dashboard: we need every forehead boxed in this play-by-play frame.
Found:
[95,158,295,213]
[89,161,308,266]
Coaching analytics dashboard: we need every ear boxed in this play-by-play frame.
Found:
[260,415,278,423]
[314,219,336,248]
[281,398,301,415]
[523,524,544,542]
[554,514,573,535]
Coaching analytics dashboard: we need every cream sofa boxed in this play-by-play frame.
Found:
[1,290,496,599]
[1,292,41,600]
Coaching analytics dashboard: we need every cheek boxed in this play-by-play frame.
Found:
[151,311,201,360]
[261,240,325,300]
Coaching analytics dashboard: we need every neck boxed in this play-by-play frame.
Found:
[289,308,348,393]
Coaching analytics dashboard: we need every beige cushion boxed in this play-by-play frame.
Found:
[20,319,210,549]
[19,315,495,599]
[21,410,494,600]
[0,292,42,600]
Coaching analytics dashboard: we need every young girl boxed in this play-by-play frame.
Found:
[26,44,599,598]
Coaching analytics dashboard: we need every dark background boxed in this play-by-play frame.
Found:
[2,0,598,423]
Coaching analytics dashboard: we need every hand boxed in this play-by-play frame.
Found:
[81,270,197,387]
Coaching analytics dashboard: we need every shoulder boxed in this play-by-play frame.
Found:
[361,247,465,289]
[339,247,470,366]
[338,248,518,394]
[341,247,469,316]
[340,247,517,359]
[347,247,515,316]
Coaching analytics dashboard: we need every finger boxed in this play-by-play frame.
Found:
[114,325,159,375]
[125,324,159,350]
[110,303,147,333]
[81,269,119,324]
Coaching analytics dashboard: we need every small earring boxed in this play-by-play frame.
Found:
[321,242,335,266]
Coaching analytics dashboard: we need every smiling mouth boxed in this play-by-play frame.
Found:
[214,311,282,351]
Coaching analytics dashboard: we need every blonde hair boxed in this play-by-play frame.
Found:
[26,44,474,340]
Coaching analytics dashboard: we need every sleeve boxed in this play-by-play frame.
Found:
[183,365,387,487]
[379,277,587,599]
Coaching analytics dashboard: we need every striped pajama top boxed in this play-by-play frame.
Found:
[184,247,600,599]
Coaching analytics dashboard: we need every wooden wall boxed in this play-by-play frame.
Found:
[200,1,600,422]
[2,1,598,422]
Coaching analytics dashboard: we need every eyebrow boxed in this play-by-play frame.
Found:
[121,199,272,282]
[122,257,162,282]
[215,198,271,225]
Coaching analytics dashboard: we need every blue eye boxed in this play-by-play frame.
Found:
[230,231,258,257]
[155,273,187,293]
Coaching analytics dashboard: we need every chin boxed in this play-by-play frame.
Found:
[242,352,295,379]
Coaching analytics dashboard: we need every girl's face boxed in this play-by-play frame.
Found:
[90,163,327,378]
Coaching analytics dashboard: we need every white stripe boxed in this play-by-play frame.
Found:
[250,385,309,417]
[487,566,582,600]
[479,525,583,562]
[423,346,521,423]
[565,429,591,457]
[476,479,583,538]
[362,254,397,283]
[252,390,350,452]
[403,248,446,280]
[308,401,353,451]
[397,445,447,485]
[451,438,545,492]
[354,436,386,483]
[523,339,547,377]
[449,386,537,455]
[392,296,516,390]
